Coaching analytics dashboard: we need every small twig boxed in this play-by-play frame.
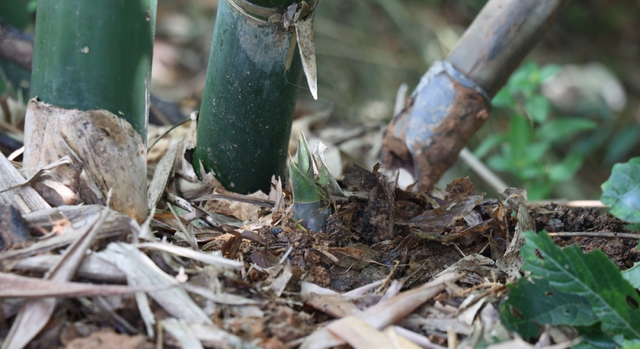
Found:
[194,192,275,208]
[452,243,466,258]
[528,199,607,208]
[147,117,191,152]
[547,232,640,240]
[279,246,293,264]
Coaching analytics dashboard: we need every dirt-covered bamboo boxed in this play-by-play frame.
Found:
[382,0,569,191]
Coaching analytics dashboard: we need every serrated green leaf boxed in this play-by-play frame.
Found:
[521,231,640,339]
[535,118,598,142]
[525,95,550,123]
[500,278,597,340]
[601,157,640,223]
[574,324,619,349]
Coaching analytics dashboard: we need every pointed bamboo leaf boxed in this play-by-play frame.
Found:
[297,131,312,176]
[290,160,322,205]
[290,130,330,232]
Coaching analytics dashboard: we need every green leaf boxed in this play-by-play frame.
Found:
[601,157,640,223]
[527,180,553,201]
[574,324,619,349]
[622,262,640,290]
[604,126,640,165]
[536,118,598,142]
[508,114,533,160]
[522,142,549,165]
[626,223,640,231]
[507,61,538,95]
[492,89,515,108]
[487,154,512,172]
[522,231,640,339]
[525,95,550,123]
[473,134,508,159]
[519,163,545,180]
[622,339,640,349]
[500,278,597,340]
[548,153,584,182]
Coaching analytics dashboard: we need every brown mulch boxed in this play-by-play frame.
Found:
[1,148,638,348]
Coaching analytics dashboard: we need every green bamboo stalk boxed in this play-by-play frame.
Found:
[193,0,318,194]
[30,0,157,139]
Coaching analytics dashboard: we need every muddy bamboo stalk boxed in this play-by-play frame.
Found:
[193,0,318,194]
[382,0,570,191]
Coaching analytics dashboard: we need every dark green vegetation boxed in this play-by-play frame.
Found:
[478,62,598,199]
[501,232,640,348]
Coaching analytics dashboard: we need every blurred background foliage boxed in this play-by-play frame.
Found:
[2,0,640,200]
